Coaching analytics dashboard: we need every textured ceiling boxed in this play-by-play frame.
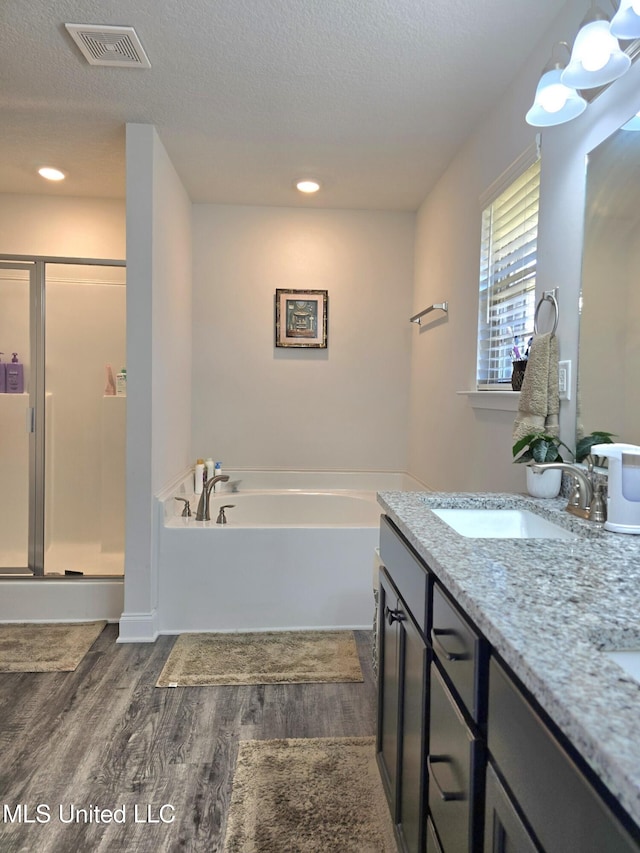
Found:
[0,0,567,210]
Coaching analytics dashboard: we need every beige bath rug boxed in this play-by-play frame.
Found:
[224,736,396,853]
[156,629,364,687]
[0,621,107,672]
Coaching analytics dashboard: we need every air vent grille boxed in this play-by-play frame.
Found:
[65,24,151,68]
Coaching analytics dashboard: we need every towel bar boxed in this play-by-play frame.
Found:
[410,302,448,325]
[534,290,558,336]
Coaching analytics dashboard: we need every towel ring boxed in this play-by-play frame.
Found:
[533,291,559,336]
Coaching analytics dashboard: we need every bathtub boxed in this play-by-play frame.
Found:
[156,470,422,634]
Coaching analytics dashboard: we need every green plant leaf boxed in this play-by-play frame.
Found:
[575,431,616,463]
[513,431,568,464]
[512,434,536,457]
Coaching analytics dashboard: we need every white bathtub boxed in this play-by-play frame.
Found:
[157,470,422,634]
[165,490,381,528]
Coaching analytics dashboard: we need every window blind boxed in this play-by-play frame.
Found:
[477,157,540,389]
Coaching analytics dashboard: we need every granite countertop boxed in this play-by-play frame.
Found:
[377,490,640,830]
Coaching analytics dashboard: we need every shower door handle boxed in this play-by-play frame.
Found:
[25,406,35,433]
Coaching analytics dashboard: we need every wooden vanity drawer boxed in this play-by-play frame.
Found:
[379,515,428,633]
[428,662,483,853]
[431,583,487,725]
[488,656,639,853]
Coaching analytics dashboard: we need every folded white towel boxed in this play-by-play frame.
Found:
[513,332,559,443]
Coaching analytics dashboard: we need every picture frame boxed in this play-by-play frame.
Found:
[275,289,328,348]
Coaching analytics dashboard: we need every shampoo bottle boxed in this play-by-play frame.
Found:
[205,458,215,482]
[0,354,5,393]
[214,461,222,479]
[194,459,205,495]
[6,353,24,393]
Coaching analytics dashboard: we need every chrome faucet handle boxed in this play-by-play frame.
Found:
[175,497,191,517]
[216,505,235,524]
[589,482,607,524]
[567,479,581,509]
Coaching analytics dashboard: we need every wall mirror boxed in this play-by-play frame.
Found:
[578,114,640,446]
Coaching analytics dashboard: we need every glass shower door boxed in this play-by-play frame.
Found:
[0,263,36,573]
[43,263,126,576]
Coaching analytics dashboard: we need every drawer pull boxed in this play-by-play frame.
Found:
[384,606,406,625]
[427,754,466,802]
[431,628,469,662]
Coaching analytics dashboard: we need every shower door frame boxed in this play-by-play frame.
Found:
[0,254,126,577]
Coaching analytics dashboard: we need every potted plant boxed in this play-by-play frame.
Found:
[512,431,573,497]
[575,430,616,466]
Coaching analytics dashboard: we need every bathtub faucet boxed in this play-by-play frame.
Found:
[195,475,230,521]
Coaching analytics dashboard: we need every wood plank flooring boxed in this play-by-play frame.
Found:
[0,626,378,852]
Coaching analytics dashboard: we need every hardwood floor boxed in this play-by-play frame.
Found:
[0,626,378,852]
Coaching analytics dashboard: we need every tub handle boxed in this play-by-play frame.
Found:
[175,497,191,517]
[216,505,235,524]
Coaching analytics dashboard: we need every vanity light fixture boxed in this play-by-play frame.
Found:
[526,1,638,128]
[561,1,630,90]
[526,43,587,127]
[610,0,640,39]
[38,167,66,181]
[296,179,321,194]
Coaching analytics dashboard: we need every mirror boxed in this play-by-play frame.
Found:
[578,117,640,446]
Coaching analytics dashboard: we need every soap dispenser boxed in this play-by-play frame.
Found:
[0,353,5,393]
[591,443,640,534]
[6,353,24,393]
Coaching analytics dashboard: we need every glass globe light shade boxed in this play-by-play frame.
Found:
[561,19,630,88]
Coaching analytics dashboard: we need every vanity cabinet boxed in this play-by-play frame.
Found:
[483,763,538,853]
[378,517,430,853]
[487,656,640,853]
[377,512,640,853]
[428,661,484,852]
[428,584,487,852]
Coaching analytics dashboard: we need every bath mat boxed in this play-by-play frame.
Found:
[155,629,364,687]
[0,621,107,672]
[224,736,396,853]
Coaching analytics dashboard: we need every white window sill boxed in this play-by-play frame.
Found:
[458,391,520,412]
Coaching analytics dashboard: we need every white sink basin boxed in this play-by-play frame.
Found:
[431,508,576,539]
[604,650,640,683]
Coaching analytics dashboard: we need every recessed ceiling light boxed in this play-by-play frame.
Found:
[38,167,66,181]
[296,179,321,194]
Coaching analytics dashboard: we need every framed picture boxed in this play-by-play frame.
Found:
[275,289,328,348]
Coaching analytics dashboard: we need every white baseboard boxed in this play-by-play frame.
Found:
[0,578,123,623]
[117,609,159,643]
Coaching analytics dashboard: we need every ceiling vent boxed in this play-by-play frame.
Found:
[65,24,151,68]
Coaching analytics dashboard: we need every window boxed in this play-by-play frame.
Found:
[476,152,540,389]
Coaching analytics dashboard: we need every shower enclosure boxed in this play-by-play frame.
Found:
[0,256,126,577]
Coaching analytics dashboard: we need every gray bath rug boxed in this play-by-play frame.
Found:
[224,736,396,853]
[0,621,107,672]
[156,629,364,687]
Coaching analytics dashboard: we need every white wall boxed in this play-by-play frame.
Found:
[193,205,414,470]
[407,0,640,492]
[0,195,125,258]
[191,205,414,472]
[121,124,192,642]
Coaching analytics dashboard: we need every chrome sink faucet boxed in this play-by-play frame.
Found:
[195,474,230,521]
[529,462,594,519]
